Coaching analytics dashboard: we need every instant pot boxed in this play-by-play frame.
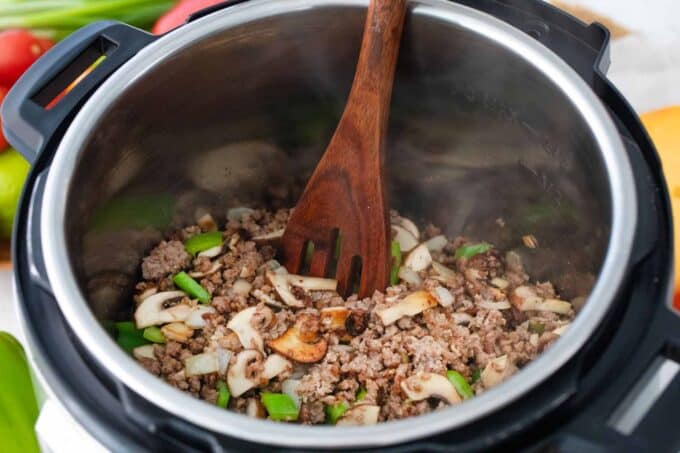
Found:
[3,0,679,451]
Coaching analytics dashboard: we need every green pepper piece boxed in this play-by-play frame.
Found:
[325,401,349,425]
[528,321,545,335]
[173,271,211,304]
[216,381,230,409]
[356,388,367,402]
[261,393,299,421]
[389,240,402,285]
[470,368,482,384]
[184,231,223,256]
[454,242,493,260]
[143,326,166,344]
[115,321,149,353]
[446,370,474,400]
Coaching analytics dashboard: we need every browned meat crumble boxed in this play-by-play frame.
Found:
[128,208,575,424]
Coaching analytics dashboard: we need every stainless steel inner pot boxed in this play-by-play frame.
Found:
[40,0,636,448]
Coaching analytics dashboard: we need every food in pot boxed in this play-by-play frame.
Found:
[118,209,575,424]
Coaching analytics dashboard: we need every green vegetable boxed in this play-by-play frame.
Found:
[143,326,166,344]
[325,401,349,425]
[356,387,367,402]
[0,332,40,453]
[389,240,402,285]
[184,231,223,256]
[528,321,545,335]
[0,0,176,40]
[115,321,149,352]
[216,381,230,409]
[260,393,299,421]
[470,368,482,384]
[454,242,493,260]
[446,370,474,400]
[173,271,211,304]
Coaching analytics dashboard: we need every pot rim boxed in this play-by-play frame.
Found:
[40,0,636,448]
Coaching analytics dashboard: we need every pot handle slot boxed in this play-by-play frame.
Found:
[0,21,154,167]
[455,0,611,87]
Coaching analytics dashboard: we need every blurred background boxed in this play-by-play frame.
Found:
[0,0,678,451]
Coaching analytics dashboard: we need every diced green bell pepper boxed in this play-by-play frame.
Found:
[454,242,492,260]
[325,401,349,424]
[446,370,474,400]
[173,271,211,304]
[261,393,299,421]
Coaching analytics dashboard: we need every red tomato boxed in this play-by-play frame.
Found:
[0,30,53,87]
[152,0,228,35]
[0,85,8,151]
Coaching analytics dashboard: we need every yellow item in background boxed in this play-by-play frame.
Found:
[0,149,29,239]
[641,106,680,289]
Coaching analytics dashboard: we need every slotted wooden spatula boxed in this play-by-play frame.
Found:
[281,0,407,297]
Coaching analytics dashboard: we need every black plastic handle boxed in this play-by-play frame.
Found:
[0,21,154,166]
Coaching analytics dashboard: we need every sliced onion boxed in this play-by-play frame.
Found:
[477,300,511,310]
[403,244,432,272]
[398,266,422,286]
[289,364,309,380]
[262,354,292,380]
[553,323,570,336]
[185,352,219,376]
[217,348,232,375]
[232,279,252,296]
[132,344,156,360]
[391,225,418,252]
[432,261,457,282]
[452,312,473,324]
[424,235,447,252]
[432,286,454,307]
[246,399,266,418]
[396,217,420,240]
[281,379,302,409]
[198,245,223,258]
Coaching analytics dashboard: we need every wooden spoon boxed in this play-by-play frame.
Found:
[281,0,407,297]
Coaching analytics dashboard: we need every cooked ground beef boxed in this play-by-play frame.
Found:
[126,208,576,425]
[141,240,191,280]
